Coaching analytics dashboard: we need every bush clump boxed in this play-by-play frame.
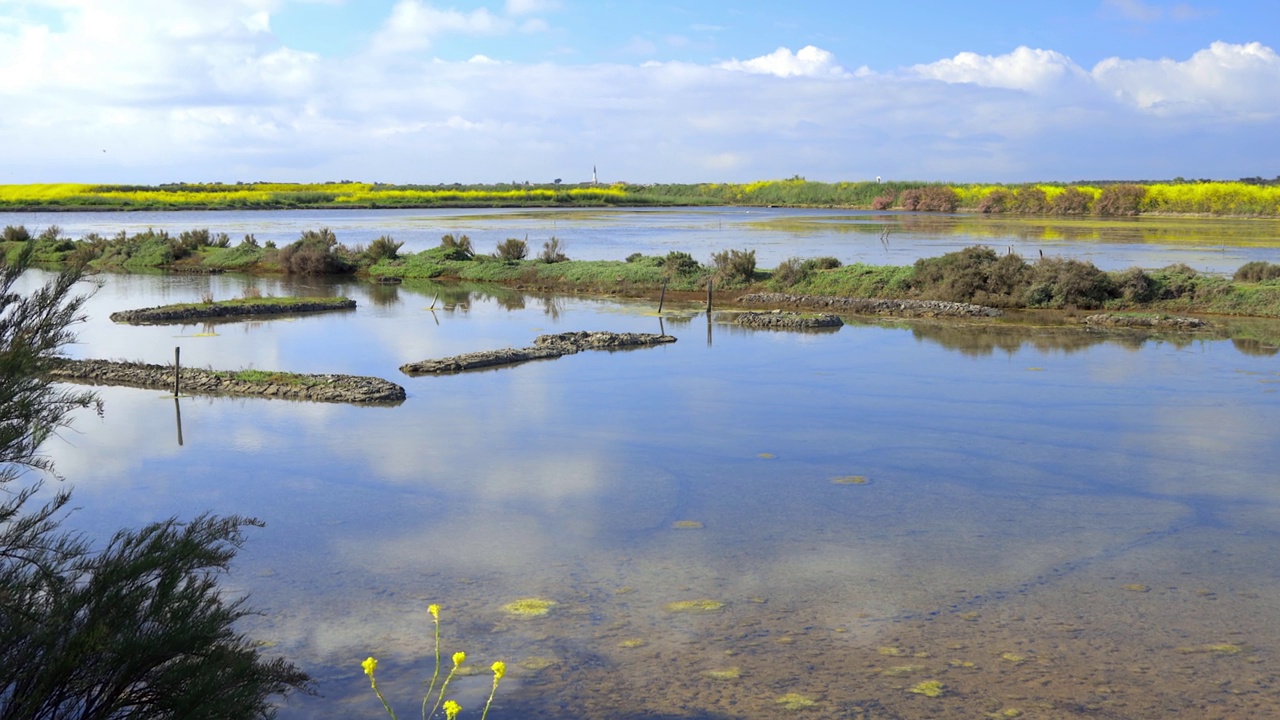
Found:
[539,237,568,263]
[978,189,1013,214]
[663,251,701,276]
[365,235,404,262]
[1011,186,1051,214]
[277,228,354,274]
[2,225,31,243]
[1050,187,1093,215]
[1112,267,1157,303]
[1234,260,1280,283]
[1023,257,1115,308]
[495,237,529,261]
[871,193,896,210]
[438,233,474,260]
[710,248,757,283]
[911,246,1028,306]
[1094,184,1147,217]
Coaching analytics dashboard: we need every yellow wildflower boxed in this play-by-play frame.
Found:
[428,603,440,620]
[491,660,506,680]
[443,700,462,720]
[452,651,466,667]
[362,656,377,678]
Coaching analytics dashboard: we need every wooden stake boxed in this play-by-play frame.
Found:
[173,347,181,398]
[657,277,668,314]
[706,280,713,316]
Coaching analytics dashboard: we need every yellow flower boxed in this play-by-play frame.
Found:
[362,656,377,678]
[491,660,506,680]
[452,651,466,667]
[428,604,440,621]
[443,700,462,720]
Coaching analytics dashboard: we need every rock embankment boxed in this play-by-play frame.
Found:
[1082,313,1209,329]
[732,311,844,329]
[109,299,356,325]
[401,331,676,375]
[737,293,1002,318]
[49,359,405,404]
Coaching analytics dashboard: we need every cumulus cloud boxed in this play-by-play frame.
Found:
[1092,41,1280,117]
[912,46,1087,93]
[371,1,510,54]
[718,45,847,78]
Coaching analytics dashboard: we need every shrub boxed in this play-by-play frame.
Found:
[626,252,645,263]
[1234,260,1280,283]
[438,233,474,260]
[277,228,353,274]
[1011,186,1050,214]
[1094,184,1147,216]
[806,256,842,270]
[212,232,231,248]
[917,185,960,212]
[871,193,896,210]
[539,237,568,263]
[900,189,923,211]
[1050,187,1093,215]
[494,237,529,261]
[240,233,259,248]
[1113,267,1157,302]
[1023,257,1115,308]
[663,251,701,276]
[978,189,1012,214]
[365,235,404,262]
[710,248,756,283]
[772,257,810,287]
[2,225,31,243]
[1149,263,1200,299]
[36,226,62,243]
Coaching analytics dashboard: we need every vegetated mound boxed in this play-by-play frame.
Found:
[401,331,676,375]
[738,293,1002,318]
[110,298,356,324]
[48,359,405,404]
[1081,313,1209,330]
[731,311,844,329]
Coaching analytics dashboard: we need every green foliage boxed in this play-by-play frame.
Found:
[1234,261,1280,283]
[278,228,354,274]
[771,256,844,288]
[3,225,32,243]
[710,248,757,284]
[911,246,1026,306]
[365,235,404,263]
[0,246,310,718]
[1112,267,1157,303]
[494,237,528,261]
[539,237,568,263]
[978,189,1013,214]
[663,251,701,276]
[439,234,474,260]
[1010,186,1050,214]
[1023,257,1115,308]
[1050,187,1093,215]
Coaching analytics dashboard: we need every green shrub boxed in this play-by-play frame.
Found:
[978,189,1012,213]
[772,257,810,287]
[1113,267,1157,302]
[806,256,842,271]
[710,248,756,283]
[438,233,474,260]
[278,228,353,274]
[1023,257,1115,308]
[1234,261,1280,283]
[2,225,31,243]
[1149,263,1200,299]
[35,226,62,243]
[539,237,568,263]
[365,235,404,262]
[626,252,645,263]
[1011,186,1050,214]
[495,237,528,261]
[663,251,701,276]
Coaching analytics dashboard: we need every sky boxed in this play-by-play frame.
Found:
[1,0,1278,185]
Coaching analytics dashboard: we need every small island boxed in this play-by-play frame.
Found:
[401,331,677,375]
[109,296,356,324]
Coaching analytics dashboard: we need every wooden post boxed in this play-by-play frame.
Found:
[173,347,180,398]
[706,280,713,316]
[429,293,439,310]
[657,278,668,314]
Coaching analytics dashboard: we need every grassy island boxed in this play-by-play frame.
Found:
[109,296,356,324]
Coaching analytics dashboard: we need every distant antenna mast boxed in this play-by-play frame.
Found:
[592,165,598,185]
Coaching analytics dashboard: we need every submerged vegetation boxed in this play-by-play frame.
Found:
[2,176,1280,215]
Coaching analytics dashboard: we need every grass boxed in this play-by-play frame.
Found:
[211,369,326,387]
[148,296,352,312]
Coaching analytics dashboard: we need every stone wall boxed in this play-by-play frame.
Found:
[737,293,1002,318]
[109,299,356,325]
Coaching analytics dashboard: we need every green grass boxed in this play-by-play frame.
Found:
[154,296,352,312]
[212,369,325,387]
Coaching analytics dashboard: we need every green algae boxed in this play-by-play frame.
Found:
[501,597,557,617]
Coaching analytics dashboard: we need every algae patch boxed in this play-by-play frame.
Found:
[502,597,557,617]
[908,680,945,698]
[832,475,870,485]
[665,599,725,612]
[1177,643,1243,655]
[702,667,742,680]
[774,693,818,710]
[671,520,704,529]
[617,638,646,649]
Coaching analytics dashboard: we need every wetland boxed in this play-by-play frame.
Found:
[9,206,1280,719]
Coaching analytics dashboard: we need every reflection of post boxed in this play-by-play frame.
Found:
[658,277,668,314]
[706,316,712,347]
[174,397,184,447]
[173,347,180,398]
[658,316,666,337]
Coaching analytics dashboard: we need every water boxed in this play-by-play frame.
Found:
[7,206,1280,273]
[11,208,1280,718]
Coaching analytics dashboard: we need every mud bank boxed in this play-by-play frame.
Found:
[109,299,356,325]
[401,331,676,375]
[737,293,1002,318]
[49,359,405,404]
[1081,313,1210,329]
[729,310,844,329]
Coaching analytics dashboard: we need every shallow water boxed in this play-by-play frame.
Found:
[21,256,1280,719]
[7,206,1280,273]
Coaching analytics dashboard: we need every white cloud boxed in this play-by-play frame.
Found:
[911,46,1086,93]
[1091,41,1280,117]
[718,45,847,78]
[371,1,510,54]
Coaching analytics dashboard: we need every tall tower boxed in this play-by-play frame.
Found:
[592,166,598,185]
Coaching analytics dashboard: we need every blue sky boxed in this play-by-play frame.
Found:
[1,0,1277,184]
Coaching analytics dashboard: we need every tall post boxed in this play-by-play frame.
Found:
[657,277,668,314]
[706,280,713,316]
[173,347,180,398]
